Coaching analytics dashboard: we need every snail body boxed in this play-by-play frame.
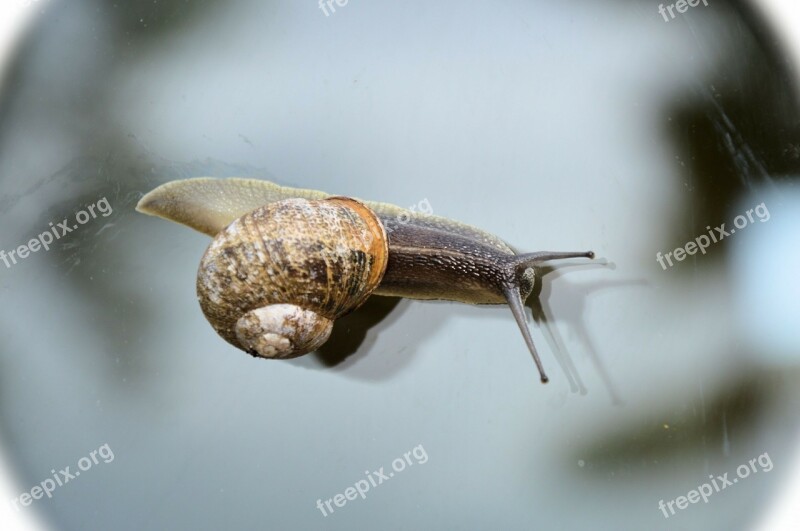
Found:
[136,178,594,383]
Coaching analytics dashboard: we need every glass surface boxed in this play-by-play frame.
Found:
[0,1,798,529]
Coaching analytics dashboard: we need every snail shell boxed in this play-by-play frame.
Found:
[196,196,388,359]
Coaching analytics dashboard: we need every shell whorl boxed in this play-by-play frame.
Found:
[196,197,388,358]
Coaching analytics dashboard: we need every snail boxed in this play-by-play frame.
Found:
[136,178,595,383]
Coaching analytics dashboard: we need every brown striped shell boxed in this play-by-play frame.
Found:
[196,197,389,359]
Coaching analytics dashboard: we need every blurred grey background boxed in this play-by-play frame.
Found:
[0,0,799,529]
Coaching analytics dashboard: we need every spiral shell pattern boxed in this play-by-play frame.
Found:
[196,197,388,357]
